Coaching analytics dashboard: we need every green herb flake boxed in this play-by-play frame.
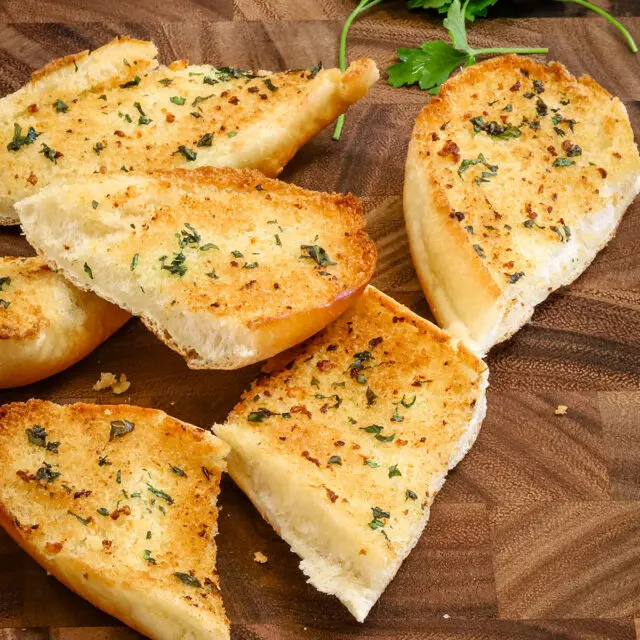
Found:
[97,507,110,516]
[54,99,68,113]
[401,394,417,408]
[91,200,99,210]
[143,549,157,565]
[328,455,342,465]
[174,572,202,588]
[170,96,186,105]
[473,244,486,259]
[7,123,39,152]
[36,462,61,483]
[159,252,187,277]
[83,263,93,279]
[553,157,576,167]
[176,145,197,162]
[40,143,61,163]
[170,465,187,477]
[0,277,10,291]
[231,250,243,258]
[264,78,278,92]
[247,408,274,423]
[109,419,135,441]
[392,407,404,422]
[300,244,336,267]
[308,62,322,79]
[365,459,380,468]
[227,131,238,138]
[388,464,402,478]
[197,133,213,147]
[120,76,141,88]
[159,78,173,86]
[93,141,105,155]
[406,489,418,501]
[368,506,390,530]
[147,484,174,505]
[130,253,139,271]
[68,510,92,526]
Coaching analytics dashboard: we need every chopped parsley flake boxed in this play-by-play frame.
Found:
[369,506,390,530]
[300,244,336,267]
[174,572,201,588]
[54,98,68,113]
[7,123,39,152]
[109,419,135,441]
[83,263,93,279]
[170,96,186,105]
[388,464,402,478]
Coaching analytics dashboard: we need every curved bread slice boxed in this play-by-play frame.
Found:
[0,256,129,389]
[0,35,378,225]
[405,55,640,354]
[215,286,488,621]
[0,400,230,640]
[17,168,377,369]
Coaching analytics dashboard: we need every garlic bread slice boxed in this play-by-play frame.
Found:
[17,168,377,369]
[0,36,378,225]
[0,400,230,640]
[215,286,488,621]
[405,55,640,353]
[0,256,129,389]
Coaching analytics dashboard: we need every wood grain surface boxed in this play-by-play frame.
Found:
[0,1,639,638]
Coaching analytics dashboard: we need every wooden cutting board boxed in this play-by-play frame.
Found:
[1,1,639,638]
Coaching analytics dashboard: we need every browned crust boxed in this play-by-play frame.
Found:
[29,35,150,84]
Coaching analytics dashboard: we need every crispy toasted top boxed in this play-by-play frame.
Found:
[21,168,376,329]
[411,55,640,290]
[0,36,371,204]
[0,400,229,626]
[0,256,78,340]
[223,287,486,561]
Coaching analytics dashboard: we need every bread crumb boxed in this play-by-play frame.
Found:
[554,404,568,416]
[253,551,268,564]
[93,372,131,395]
[443,614,450,619]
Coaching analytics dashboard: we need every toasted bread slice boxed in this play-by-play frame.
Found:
[0,256,129,389]
[214,286,488,621]
[405,55,640,354]
[17,168,377,369]
[0,36,379,225]
[0,400,230,640]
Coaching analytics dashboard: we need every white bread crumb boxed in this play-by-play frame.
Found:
[554,404,568,416]
[93,372,131,395]
[253,551,268,564]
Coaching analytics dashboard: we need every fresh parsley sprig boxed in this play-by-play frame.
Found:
[387,0,549,94]
[332,0,637,140]
[332,0,386,141]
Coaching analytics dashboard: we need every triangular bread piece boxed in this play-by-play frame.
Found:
[0,256,129,389]
[0,35,378,225]
[0,400,230,639]
[214,286,488,621]
[404,55,640,354]
[16,167,376,369]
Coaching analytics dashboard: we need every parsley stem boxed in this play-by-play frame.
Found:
[555,0,637,53]
[332,0,385,141]
[472,47,549,56]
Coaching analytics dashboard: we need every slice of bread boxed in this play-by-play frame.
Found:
[17,168,377,369]
[0,256,129,389]
[214,286,488,621]
[405,55,640,354]
[0,35,379,225]
[0,400,230,640]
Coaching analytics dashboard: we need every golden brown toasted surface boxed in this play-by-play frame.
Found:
[0,256,129,389]
[17,167,376,368]
[0,256,51,340]
[411,55,640,290]
[0,400,229,638]
[0,35,378,222]
[219,287,487,560]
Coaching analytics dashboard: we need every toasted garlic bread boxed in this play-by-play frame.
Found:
[405,55,640,354]
[17,168,377,369]
[0,256,129,389]
[0,36,379,225]
[0,400,230,640]
[214,286,488,621]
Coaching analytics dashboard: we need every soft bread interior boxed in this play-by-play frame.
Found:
[218,386,486,621]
